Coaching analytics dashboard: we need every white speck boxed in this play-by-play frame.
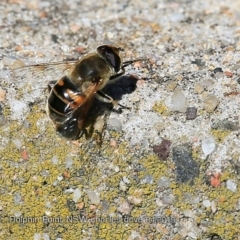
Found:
[201,137,216,156]
[57,176,63,181]
[52,180,58,186]
[45,211,51,216]
[123,176,130,184]
[211,200,217,213]
[119,180,127,191]
[226,179,237,192]
[115,166,120,172]
[64,188,74,193]
[203,200,211,208]
[73,188,82,203]
[41,170,49,177]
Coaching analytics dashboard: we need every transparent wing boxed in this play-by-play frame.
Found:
[4,60,78,85]
[0,59,78,121]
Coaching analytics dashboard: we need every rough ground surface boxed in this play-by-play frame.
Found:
[0,0,240,239]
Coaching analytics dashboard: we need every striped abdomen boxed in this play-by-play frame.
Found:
[47,76,86,139]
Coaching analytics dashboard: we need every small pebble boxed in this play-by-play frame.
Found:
[57,176,63,181]
[13,139,22,149]
[187,231,197,239]
[161,194,175,205]
[65,156,73,168]
[0,115,7,126]
[123,176,130,184]
[101,199,109,213]
[202,79,213,89]
[201,137,216,156]
[203,199,211,208]
[194,83,204,93]
[203,95,219,112]
[117,200,132,215]
[14,193,22,204]
[211,200,217,213]
[45,201,52,208]
[175,75,184,81]
[127,195,143,206]
[2,57,17,66]
[61,172,69,179]
[226,179,237,192]
[34,233,42,240]
[183,210,196,219]
[14,211,22,217]
[152,139,172,160]
[141,175,153,184]
[10,59,25,69]
[213,67,223,73]
[51,156,59,165]
[157,176,170,189]
[172,145,199,184]
[186,107,197,120]
[73,188,81,203]
[224,71,233,77]
[171,90,186,112]
[119,180,127,191]
[41,170,49,177]
[166,81,177,91]
[87,190,100,204]
[0,88,6,102]
[107,118,122,131]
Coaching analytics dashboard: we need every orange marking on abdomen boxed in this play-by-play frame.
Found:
[58,78,65,86]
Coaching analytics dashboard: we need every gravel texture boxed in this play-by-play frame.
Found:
[0,0,240,239]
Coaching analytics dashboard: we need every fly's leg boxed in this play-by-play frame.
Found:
[109,58,145,82]
[47,80,58,92]
[95,90,129,109]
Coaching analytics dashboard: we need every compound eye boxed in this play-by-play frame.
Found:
[97,45,121,72]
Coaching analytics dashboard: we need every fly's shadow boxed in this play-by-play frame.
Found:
[82,74,139,140]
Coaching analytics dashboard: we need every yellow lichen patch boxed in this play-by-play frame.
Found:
[152,101,170,116]
[210,129,231,143]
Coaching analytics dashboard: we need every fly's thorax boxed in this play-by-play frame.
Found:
[69,54,111,81]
